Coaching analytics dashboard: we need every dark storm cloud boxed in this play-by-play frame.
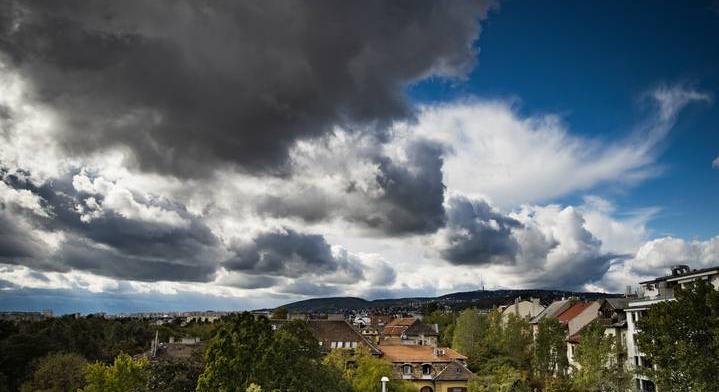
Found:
[0,0,493,178]
[222,274,281,290]
[440,195,521,265]
[1,171,223,282]
[256,139,448,235]
[281,280,341,297]
[225,228,364,281]
[367,140,447,234]
[0,210,44,259]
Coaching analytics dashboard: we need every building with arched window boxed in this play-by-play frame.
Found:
[380,345,472,392]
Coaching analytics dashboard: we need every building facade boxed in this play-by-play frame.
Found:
[625,265,719,392]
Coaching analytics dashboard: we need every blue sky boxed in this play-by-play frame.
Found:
[412,0,719,239]
[0,0,717,314]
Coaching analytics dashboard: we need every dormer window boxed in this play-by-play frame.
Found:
[422,364,432,375]
[403,364,413,375]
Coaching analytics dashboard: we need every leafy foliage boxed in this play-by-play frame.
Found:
[422,310,456,346]
[19,352,87,392]
[0,316,153,390]
[146,351,204,392]
[637,279,719,392]
[79,353,149,392]
[532,317,568,382]
[196,313,351,392]
[467,365,530,392]
[570,322,631,392]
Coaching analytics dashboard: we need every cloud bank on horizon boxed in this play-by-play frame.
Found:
[0,0,717,312]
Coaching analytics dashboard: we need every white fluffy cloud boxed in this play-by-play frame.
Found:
[399,85,710,207]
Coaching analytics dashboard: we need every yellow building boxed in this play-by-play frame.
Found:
[380,345,472,392]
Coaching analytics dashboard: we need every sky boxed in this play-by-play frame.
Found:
[0,0,718,314]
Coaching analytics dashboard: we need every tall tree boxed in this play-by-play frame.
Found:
[79,353,149,392]
[571,323,612,391]
[532,317,568,383]
[467,365,530,392]
[19,352,87,392]
[636,279,719,392]
[570,322,631,392]
[197,313,351,392]
[452,308,487,363]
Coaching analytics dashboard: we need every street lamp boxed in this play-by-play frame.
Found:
[381,376,389,392]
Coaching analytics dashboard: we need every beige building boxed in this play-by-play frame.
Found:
[501,297,544,321]
[381,345,472,392]
[382,317,439,347]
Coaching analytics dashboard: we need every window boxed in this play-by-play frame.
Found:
[351,342,358,348]
[420,387,433,392]
[422,364,432,375]
[402,364,412,375]
[330,342,337,348]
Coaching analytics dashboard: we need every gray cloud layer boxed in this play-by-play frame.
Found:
[0,0,492,178]
[440,195,521,264]
[225,228,364,281]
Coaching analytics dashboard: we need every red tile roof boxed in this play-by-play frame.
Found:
[556,302,592,323]
[380,345,466,363]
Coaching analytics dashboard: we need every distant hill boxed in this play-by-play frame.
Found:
[280,289,621,313]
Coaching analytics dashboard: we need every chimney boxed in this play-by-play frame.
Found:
[671,265,690,276]
[625,285,632,298]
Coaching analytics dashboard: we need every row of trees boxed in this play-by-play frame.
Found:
[0,316,216,392]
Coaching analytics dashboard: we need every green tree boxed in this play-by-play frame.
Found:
[245,384,262,392]
[423,310,456,347]
[467,365,529,392]
[19,352,87,392]
[270,308,288,320]
[532,318,568,383]
[636,279,719,392]
[197,313,351,392]
[452,309,487,360]
[146,350,204,392]
[570,322,631,392]
[79,353,149,392]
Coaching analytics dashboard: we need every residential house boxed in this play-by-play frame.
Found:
[566,298,631,371]
[501,297,545,321]
[381,345,472,392]
[626,264,719,392]
[382,317,439,347]
[272,319,382,356]
[529,298,575,336]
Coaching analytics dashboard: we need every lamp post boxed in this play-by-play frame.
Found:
[381,376,389,392]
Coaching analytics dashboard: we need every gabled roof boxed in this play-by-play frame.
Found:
[309,320,382,355]
[433,361,474,381]
[556,302,592,323]
[530,299,573,324]
[380,345,466,363]
[404,321,438,336]
[387,317,418,327]
[272,319,382,355]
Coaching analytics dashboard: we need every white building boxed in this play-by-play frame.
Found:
[625,265,719,392]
